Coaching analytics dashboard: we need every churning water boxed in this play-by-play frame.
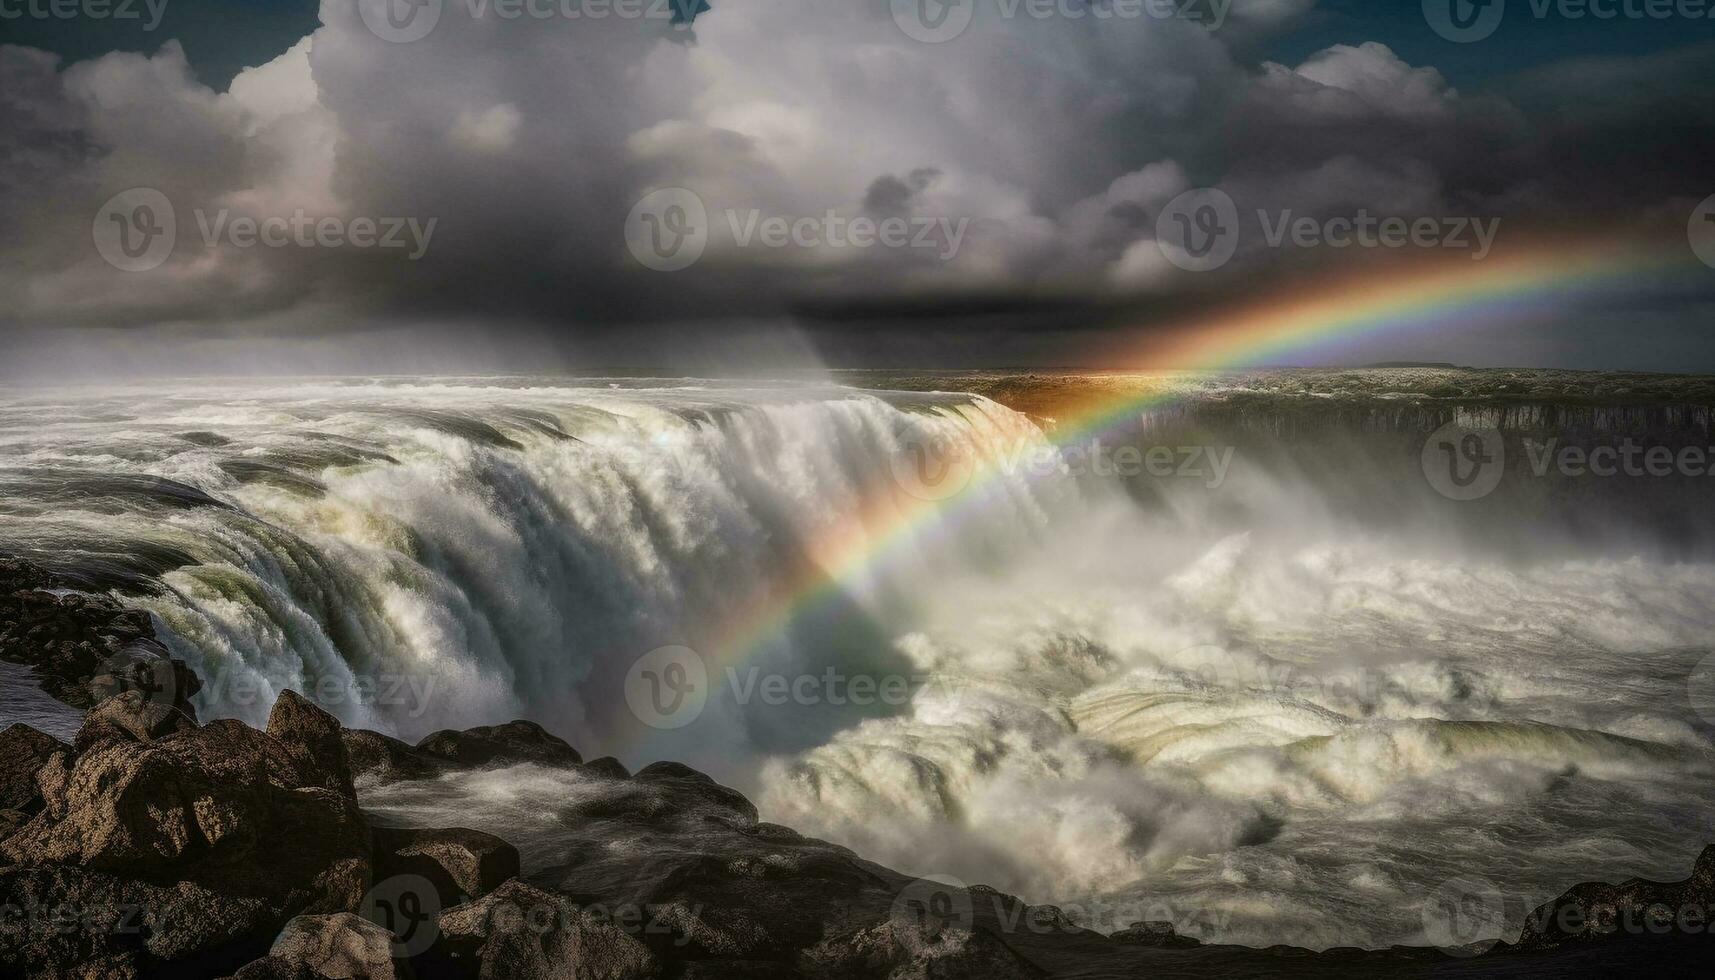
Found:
[2,373,1713,950]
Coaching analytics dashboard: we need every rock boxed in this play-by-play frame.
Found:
[341,730,442,785]
[1110,920,1199,948]
[433,879,659,980]
[0,724,65,813]
[413,722,581,769]
[1517,845,1715,950]
[0,712,372,976]
[268,691,356,798]
[803,917,1047,979]
[581,756,630,780]
[259,913,404,980]
[0,557,200,713]
[73,691,197,752]
[372,826,519,908]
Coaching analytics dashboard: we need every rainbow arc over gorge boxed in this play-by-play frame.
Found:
[626,236,1705,754]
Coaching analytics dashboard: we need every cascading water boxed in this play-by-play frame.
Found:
[2,372,1713,951]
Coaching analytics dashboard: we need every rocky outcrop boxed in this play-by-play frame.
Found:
[233,914,405,980]
[0,693,371,978]
[1,723,64,813]
[430,880,659,980]
[0,556,200,714]
[1515,845,1715,951]
[412,721,582,769]
[371,826,519,910]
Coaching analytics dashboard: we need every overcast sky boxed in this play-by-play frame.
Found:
[2,0,1712,374]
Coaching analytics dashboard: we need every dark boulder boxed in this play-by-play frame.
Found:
[268,691,355,798]
[0,709,372,976]
[413,721,581,769]
[73,690,197,752]
[1517,845,1715,950]
[1109,920,1199,948]
[0,723,65,813]
[229,913,408,980]
[341,729,443,785]
[372,826,520,908]
[432,879,660,980]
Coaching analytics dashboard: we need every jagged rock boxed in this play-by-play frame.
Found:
[0,710,372,976]
[413,722,582,769]
[341,730,442,785]
[73,690,197,752]
[1,724,65,813]
[433,879,660,980]
[1517,845,1715,950]
[248,913,406,980]
[269,691,356,798]
[372,826,519,908]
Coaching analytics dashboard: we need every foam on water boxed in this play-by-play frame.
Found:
[1,374,1712,950]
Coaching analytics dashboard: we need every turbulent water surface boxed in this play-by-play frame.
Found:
[2,372,1714,951]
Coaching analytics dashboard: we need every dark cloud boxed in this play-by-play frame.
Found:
[0,4,1711,369]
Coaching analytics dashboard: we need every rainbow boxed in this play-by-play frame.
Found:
[625,235,1705,756]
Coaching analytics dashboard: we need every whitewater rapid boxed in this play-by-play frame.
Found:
[2,374,1713,951]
